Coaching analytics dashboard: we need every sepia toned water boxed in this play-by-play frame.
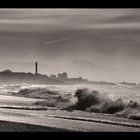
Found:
[0,84,140,131]
[0,84,140,103]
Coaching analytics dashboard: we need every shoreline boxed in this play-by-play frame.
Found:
[0,107,140,129]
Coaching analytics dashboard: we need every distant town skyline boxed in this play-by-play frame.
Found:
[0,9,140,82]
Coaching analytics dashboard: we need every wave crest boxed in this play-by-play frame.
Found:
[65,88,140,120]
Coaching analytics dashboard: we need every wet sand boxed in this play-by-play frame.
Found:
[0,107,140,132]
[0,120,71,132]
[0,94,140,132]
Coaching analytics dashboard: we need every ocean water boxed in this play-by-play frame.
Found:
[0,84,140,103]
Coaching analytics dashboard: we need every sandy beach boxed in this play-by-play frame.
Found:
[0,121,71,132]
[0,106,140,132]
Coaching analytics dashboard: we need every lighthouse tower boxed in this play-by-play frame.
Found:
[35,61,38,74]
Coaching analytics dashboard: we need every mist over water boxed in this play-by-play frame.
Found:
[65,88,140,120]
[1,83,140,102]
[1,84,140,120]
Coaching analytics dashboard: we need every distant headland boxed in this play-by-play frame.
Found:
[0,62,89,85]
[0,62,137,86]
[0,69,89,85]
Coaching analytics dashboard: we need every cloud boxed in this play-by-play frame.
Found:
[0,9,140,82]
[0,9,139,33]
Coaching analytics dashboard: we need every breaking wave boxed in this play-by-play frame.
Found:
[11,86,140,121]
[65,88,140,121]
[13,87,74,109]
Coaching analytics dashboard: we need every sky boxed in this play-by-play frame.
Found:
[0,9,140,82]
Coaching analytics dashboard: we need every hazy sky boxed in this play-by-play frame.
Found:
[0,9,140,82]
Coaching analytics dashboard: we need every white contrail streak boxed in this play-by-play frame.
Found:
[44,37,72,46]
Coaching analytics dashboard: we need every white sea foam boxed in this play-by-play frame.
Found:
[0,83,140,103]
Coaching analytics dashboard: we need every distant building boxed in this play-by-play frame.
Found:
[57,72,68,79]
[57,73,62,79]
[50,74,56,79]
[1,69,12,73]
[78,77,82,80]
[62,72,67,78]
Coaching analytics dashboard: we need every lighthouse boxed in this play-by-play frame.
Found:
[35,61,38,74]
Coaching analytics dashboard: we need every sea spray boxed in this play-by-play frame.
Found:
[12,86,140,121]
[65,88,140,120]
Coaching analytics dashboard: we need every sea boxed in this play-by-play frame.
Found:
[0,83,140,103]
